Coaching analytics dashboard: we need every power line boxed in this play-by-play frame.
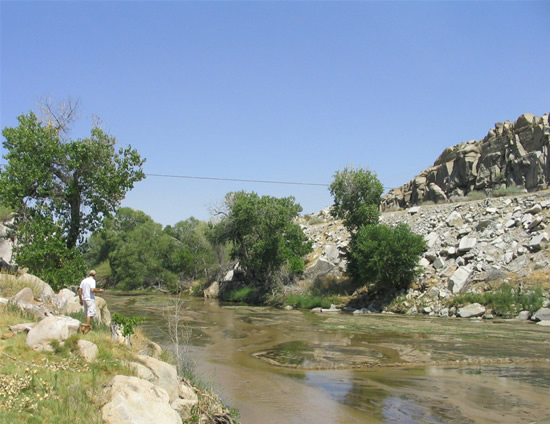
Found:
[145,173,330,187]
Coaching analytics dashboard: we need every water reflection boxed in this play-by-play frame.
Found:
[104,293,550,424]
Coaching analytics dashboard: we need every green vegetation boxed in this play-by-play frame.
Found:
[0,107,145,290]
[85,209,224,291]
[0,302,238,424]
[349,223,426,292]
[112,312,145,338]
[466,190,487,201]
[220,287,258,303]
[329,166,425,295]
[329,165,384,234]
[0,305,134,424]
[212,191,312,299]
[0,204,13,222]
[450,283,544,317]
[492,185,526,197]
[284,293,336,309]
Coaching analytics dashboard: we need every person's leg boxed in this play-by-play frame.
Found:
[86,300,97,329]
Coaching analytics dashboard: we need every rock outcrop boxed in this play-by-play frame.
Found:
[381,113,550,211]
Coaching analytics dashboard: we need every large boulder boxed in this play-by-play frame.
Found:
[14,274,54,302]
[457,303,486,318]
[136,355,180,402]
[26,315,81,352]
[95,296,111,327]
[9,287,35,304]
[51,288,78,313]
[101,375,182,424]
[532,307,550,322]
[448,266,472,293]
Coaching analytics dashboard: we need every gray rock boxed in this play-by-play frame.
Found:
[458,237,477,254]
[532,307,550,322]
[203,281,220,298]
[446,211,463,227]
[8,322,35,334]
[457,303,486,318]
[516,310,532,320]
[10,287,34,305]
[101,375,182,424]
[26,315,81,352]
[528,232,549,251]
[448,266,472,293]
[137,355,180,402]
[77,340,98,362]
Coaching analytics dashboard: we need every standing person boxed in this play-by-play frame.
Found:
[78,270,104,333]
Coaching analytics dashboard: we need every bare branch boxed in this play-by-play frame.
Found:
[37,95,81,139]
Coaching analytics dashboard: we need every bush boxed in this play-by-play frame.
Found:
[348,223,426,292]
[492,185,526,198]
[451,284,544,317]
[284,293,335,309]
[221,286,257,303]
[466,191,487,201]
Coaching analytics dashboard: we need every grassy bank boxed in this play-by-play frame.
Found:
[0,303,238,424]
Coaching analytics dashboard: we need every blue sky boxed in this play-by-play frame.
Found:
[1,1,549,226]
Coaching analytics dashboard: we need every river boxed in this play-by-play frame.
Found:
[104,293,550,424]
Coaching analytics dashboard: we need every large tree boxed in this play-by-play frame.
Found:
[0,110,145,287]
[0,111,145,248]
[329,166,425,293]
[213,191,312,286]
[329,165,384,235]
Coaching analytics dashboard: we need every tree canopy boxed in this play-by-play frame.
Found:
[213,191,312,287]
[329,166,384,234]
[85,209,221,291]
[0,111,145,288]
[329,166,425,294]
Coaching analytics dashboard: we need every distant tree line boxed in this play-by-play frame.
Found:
[0,101,426,300]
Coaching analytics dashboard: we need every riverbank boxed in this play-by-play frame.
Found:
[0,274,239,424]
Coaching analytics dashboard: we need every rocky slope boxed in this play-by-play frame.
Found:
[298,190,550,319]
[380,113,550,211]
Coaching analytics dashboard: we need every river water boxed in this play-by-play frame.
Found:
[104,293,550,424]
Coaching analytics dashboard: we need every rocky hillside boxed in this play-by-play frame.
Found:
[298,191,550,316]
[381,113,550,211]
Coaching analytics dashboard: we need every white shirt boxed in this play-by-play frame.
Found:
[80,276,96,300]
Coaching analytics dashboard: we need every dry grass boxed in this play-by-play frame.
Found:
[0,273,42,299]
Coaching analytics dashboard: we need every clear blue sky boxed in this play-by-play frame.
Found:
[1,1,549,226]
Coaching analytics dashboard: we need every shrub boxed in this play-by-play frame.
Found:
[221,286,257,303]
[451,284,544,317]
[492,185,526,197]
[348,223,426,292]
[284,293,335,309]
[466,191,487,201]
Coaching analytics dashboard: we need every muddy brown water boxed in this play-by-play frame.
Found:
[104,293,550,424]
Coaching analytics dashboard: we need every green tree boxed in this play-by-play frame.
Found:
[86,208,178,291]
[0,111,145,288]
[329,166,384,234]
[348,223,425,291]
[214,191,312,287]
[0,112,145,248]
[164,217,219,281]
